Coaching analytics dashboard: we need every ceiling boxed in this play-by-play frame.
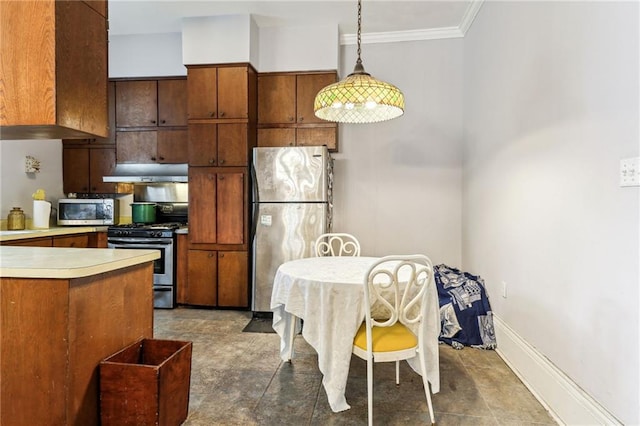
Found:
[109,0,481,42]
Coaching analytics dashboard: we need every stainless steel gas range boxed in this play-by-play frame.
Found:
[107,222,182,308]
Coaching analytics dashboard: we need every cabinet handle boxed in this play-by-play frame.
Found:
[151,120,156,124]
[208,253,214,258]
[219,176,225,181]
[209,158,215,164]
[208,174,215,180]
[219,159,225,165]
[209,112,215,118]
[219,111,225,118]
[288,116,294,122]
[161,119,166,124]
[288,142,294,146]
[219,253,224,258]
[151,156,156,161]
[159,156,165,161]
[299,116,304,122]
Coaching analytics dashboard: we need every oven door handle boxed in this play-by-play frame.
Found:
[108,238,173,245]
[153,286,173,292]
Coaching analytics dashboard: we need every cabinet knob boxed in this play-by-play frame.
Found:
[161,119,166,124]
[159,156,165,161]
[219,159,225,165]
[298,116,304,122]
[219,111,225,118]
[219,253,224,258]
[151,120,156,124]
[219,176,225,180]
[288,142,294,146]
[208,253,214,258]
[288,116,294,122]
[151,156,156,161]
[209,158,215,164]
[209,112,215,118]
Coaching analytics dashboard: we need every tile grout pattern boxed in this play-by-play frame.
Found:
[154,308,557,426]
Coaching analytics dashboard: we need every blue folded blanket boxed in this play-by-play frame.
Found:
[434,264,497,350]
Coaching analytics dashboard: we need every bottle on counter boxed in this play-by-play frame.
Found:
[7,207,26,230]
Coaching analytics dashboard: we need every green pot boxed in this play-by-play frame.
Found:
[131,203,156,223]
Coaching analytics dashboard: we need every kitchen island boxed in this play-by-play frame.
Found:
[0,246,160,425]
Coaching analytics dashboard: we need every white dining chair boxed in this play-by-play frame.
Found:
[314,232,361,257]
[352,254,436,426]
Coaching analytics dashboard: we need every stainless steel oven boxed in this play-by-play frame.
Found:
[107,227,176,308]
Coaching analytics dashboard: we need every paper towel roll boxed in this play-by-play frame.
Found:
[33,200,51,229]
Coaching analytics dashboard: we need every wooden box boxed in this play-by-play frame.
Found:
[100,339,193,426]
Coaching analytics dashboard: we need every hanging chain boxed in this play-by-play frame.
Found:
[356,0,362,64]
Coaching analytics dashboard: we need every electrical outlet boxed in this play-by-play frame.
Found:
[620,157,640,187]
[501,281,507,298]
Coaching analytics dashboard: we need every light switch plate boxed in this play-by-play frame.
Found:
[620,157,640,187]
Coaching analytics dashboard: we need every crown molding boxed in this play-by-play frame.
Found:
[339,0,485,45]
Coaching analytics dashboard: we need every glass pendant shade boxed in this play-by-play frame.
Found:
[314,70,404,123]
[313,0,404,124]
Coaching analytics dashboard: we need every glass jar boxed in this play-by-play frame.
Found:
[7,207,26,230]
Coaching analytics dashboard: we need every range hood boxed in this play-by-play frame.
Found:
[103,164,188,183]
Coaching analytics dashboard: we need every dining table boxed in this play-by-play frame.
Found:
[270,256,440,413]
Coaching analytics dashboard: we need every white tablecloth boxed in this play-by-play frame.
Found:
[271,256,440,413]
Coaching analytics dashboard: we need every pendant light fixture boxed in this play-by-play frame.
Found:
[314,0,404,124]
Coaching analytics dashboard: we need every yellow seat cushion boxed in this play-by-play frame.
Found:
[353,321,418,352]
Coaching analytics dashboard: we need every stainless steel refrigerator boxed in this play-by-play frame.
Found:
[251,145,333,312]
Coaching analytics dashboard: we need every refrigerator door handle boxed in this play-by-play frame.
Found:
[251,162,259,204]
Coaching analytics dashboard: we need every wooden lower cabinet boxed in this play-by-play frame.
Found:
[182,249,248,308]
[2,237,53,247]
[0,263,154,426]
[53,234,90,248]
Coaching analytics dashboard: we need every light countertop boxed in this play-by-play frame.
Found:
[0,226,108,242]
[0,246,160,279]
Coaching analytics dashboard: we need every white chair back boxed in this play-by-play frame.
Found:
[314,233,361,257]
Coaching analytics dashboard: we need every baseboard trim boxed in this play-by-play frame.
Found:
[493,314,621,425]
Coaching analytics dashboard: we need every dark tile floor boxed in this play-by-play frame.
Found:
[154,308,557,426]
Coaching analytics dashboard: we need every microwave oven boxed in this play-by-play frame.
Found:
[57,198,118,226]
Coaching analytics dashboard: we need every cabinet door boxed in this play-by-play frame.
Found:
[176,233,189,304]
[189,168,217,244]
[188,123,217,166]
[296,127,338,151]
[217,172,245,244]
[158,79,187,126]
[258,75,296,124]
[116,131,157,163]
[89,148,117,193]
[2,237,53,247]
[296,73,336,124]
[186,250,217,306]
[157,129,188,163]
[53,234,89,248]
[63,148,90,193]
[218,123,248,166]
[257,128,296,148]
[115,80,158,127]
[217,251,248,307]
[218,67,249,119]
[188,67,217,119]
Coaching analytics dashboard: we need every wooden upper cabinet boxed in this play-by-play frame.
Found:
[257,71,338,151]
[115,81,158,127]
[296,73,336,124]
[158,79,188,126]
[189,123,248,167]
[114,78,188,164]
[258,75,296,124]
[258,72,336,125]
[0,0,108,139]
[187,66,250,120]
[63,146,116,194]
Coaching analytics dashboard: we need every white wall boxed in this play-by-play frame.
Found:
[462,2,639,424]
[0,140,64,223]
[332,39,464,266]
[109,32,186,77]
